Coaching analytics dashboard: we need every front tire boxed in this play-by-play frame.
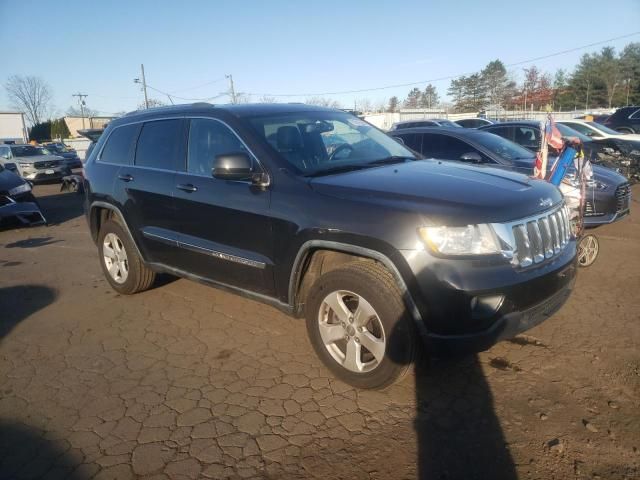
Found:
[305,261,416,389]
[98,219,155,294]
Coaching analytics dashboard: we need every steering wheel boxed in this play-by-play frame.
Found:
[329,143,354,161]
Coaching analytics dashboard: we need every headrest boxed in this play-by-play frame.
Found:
[277,126,302,152]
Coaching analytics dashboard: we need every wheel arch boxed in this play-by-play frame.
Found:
[288,240,428,338]
[89,201,146,261]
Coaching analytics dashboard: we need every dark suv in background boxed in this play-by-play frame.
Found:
[603,106,640,134]
[84,103,577,389]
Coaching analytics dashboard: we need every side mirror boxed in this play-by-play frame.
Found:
[3,162,17,171]
[460,151,483,163]
[212,152,254,181]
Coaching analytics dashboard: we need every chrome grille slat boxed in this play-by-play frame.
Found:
[526,221,544,263]
[539,217,553,258]
[508,203,572,269]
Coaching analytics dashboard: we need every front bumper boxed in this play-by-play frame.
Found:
[401,242,577,355]
[584,182,631,227]
[22,169,66,182]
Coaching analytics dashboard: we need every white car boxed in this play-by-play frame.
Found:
[557,119,640,142]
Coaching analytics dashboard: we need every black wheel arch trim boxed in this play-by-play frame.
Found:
[287,240,430,339]
[89,201,146,261]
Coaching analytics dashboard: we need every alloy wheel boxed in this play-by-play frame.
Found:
[578,234,599,267]
[317,290,386,373]
[103,232,129,283]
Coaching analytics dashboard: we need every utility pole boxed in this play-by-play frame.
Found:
[134,64,149,109]
[72,93,88,129]
[626,78,631,106]
[585,79,590,112]
[226,74,237,104]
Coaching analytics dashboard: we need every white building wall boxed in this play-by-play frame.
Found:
[0,112,28,143]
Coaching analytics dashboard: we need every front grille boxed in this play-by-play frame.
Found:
[616,183,631,213]
[510,205,571,268]
[34,160,61,169]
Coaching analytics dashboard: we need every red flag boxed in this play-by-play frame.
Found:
[533,151,545,179]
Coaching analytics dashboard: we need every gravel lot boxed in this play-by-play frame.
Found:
[0,183,638,480]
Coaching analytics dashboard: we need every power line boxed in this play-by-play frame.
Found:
[244,31,640,97]
[167,76,226,94]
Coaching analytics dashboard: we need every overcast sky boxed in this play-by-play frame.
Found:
[1,0,639,115]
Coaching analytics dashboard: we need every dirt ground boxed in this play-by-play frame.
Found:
[0,183,638,480]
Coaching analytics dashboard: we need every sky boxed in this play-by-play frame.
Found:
[1,0,639,117]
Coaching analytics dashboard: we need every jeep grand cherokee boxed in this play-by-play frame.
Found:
[83,103,577,389]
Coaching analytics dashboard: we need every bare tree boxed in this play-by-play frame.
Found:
[305,97,341,108]
[66,105,100,117]
[4,75,53,125]
[356,98,373,113]
[137,98,165,109]
[259,95,276,103]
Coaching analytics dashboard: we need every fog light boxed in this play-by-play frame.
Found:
[470,295,504,320]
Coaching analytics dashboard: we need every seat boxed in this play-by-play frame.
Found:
[276,126,307,169]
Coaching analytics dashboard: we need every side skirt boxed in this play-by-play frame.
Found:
[147,262,295,316]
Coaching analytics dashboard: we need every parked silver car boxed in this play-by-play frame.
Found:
[0,144,68,182]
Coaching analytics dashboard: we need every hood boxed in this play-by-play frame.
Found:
[14,154,64,163]
[608,133,640,141]
[591,164,628,186]
[309,160,564,225]
[0,167,27,194]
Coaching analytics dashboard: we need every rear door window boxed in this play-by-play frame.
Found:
[514,127,541,149]
[100,124,140,165]
[396,133,422,152]
[135,119,185,170]
[483,125,513,141]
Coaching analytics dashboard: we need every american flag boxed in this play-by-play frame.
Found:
[545,116,564,150]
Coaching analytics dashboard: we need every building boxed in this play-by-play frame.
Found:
[0,111,28,143]
[64,116,114,138]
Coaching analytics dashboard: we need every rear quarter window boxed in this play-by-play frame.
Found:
[99,124,140,165]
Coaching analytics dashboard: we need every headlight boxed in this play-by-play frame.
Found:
[418,224,501,255]
[18,162,32,167]
[587,179,608,190]
[8,182,31,196]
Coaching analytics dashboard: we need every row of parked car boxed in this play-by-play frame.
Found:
[0,142,83,227]
[387,111,638,228]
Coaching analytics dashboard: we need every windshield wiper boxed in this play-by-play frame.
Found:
[305,164,373,177]
[367,155,416,165]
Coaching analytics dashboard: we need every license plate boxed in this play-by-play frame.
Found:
[45,169,54,174]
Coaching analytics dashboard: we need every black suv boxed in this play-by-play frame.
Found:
[603,106,640,134]
[84,103,577,389]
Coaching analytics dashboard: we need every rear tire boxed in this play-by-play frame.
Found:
[98,219,155,294]
[305,261,416,389]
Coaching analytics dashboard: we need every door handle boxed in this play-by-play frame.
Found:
[118,174,134,182]
[176,183,197,193]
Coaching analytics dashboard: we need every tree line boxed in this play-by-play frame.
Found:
[385,42,640,113]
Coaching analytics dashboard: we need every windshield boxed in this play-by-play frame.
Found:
[436,120,462,128]
[10,145,45,157]
[555,123,592,142]
[247,111,417,175]
[472,132,534,161]
[587,122,620,135]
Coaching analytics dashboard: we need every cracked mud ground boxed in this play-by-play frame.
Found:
[0,184,638,480]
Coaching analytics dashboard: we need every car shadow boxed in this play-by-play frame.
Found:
[4,236,61,248]
[0,420,90,478]
[388,322,517,479]
[0,285,57,340]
